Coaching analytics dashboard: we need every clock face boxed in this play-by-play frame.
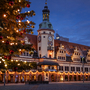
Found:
[38,36,41,42]
[48,36,52,41]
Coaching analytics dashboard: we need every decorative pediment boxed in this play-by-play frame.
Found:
[24,37,31,44]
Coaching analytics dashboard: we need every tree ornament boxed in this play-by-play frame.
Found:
[9,1,14,6]
[20,32,23,35]
[10,50,14,54]
[20,17,24,20]
[16,15,20,19]
[4,55,7,59]
[33,13,36,16]
[6,40,9,45]
[31,31,33,34]
[23,29,26,33]
[27,4,30,8]
[7,56,11,60]
[31,25,35,28]
[0,36,3,40]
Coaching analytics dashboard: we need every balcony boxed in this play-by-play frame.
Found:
[47,46,54,51]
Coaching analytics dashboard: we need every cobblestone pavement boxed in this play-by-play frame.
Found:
[0,83,90,90]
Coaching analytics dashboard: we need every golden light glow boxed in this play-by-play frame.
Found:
[15,43,18,45]
[2,59,5,62]
[24,61,27,63]
[49,52,52,55]
[27,20,30,23]
[18,63,20,66]
[3,14,6,17]
[5,64,7,67]
[16,60,18,62]
[18,9,20,12]
[2,41,4,43]
[11,60,13,62]
[28,11,30,13]
[16,30,19,32]
[19,49,21,51]
[18,20,21,23]
[0,61,1,63]
[19,0,21,2]
[0,57,2,59]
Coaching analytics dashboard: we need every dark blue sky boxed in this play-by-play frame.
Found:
[25,0,90,46]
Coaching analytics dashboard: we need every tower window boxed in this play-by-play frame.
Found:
[39,47,41,51]
[49,32,51,34]
[43,36,45,38]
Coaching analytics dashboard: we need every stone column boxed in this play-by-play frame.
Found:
[18,74,21,82]
[84,74,86,81]
[72,74,74,81]
[49,73,51,82]
[76,74,78,81]
[68,74,69,81]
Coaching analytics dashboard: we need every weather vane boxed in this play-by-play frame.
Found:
[45,0,47,5]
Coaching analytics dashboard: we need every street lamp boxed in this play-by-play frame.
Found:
[82,57,84,83]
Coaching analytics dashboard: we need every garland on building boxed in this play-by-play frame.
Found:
[0,0,35,69]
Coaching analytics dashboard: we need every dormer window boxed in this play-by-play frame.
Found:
[43,31,45,34]
[48,24,51,28]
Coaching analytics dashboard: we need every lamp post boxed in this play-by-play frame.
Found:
[82,57,84,83]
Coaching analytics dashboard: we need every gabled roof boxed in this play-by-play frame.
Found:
[54,39,90,56]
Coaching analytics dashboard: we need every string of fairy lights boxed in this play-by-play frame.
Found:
[0,0,35,57]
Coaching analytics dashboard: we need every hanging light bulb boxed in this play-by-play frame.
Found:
[19,0,21,2]
[18,20,21,23]
[27,20,30,23]
[3,14,7,17]
[18,9,20,12]
[2,41,4,43]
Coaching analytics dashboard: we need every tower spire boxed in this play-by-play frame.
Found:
[45,0,47,5]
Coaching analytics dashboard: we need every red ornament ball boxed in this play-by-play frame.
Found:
[0,36,3,40]
[27,4,30,8]
[23,29,26,33]
[9,1,14,6]
[10,50,14,54]
[20,32,23,35]
[16,15,20,19]
[7,56,11,60]
[20,17,24,20]
[4,55,7,59]
[6,41,9,45]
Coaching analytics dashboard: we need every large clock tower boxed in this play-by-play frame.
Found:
[37,1,55,58]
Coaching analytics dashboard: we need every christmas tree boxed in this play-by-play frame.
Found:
[0,0,35,59]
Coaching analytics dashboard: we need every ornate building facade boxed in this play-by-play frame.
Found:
[0,1,90,83]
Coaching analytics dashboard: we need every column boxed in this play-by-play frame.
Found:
[76,74,78,81]
[18,75,21,82]
[68,74,69,81]
[49,73,51,82]
[63,73,65,82]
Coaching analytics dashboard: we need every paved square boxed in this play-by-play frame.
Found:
[0,83,90,90]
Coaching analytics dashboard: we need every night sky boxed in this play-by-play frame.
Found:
[24,0,90,46]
